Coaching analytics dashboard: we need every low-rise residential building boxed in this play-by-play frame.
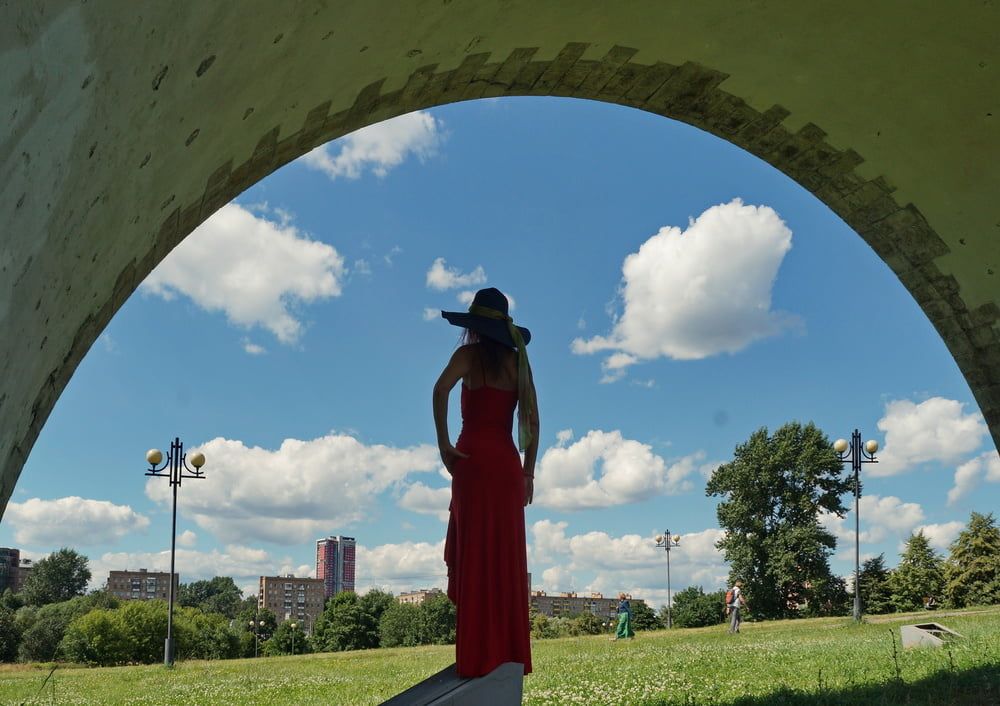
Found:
[397,588,444,605]
[259,574,325,633]
[107,569,178,601]
[529,591,646,620]
[14,558,32,592]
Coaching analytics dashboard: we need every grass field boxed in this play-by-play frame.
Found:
[1,608,998,705]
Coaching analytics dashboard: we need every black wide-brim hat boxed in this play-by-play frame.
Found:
[442,287,531,349]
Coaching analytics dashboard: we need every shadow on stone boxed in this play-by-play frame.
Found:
[381,662,523,705]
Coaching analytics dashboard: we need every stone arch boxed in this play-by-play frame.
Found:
[2,4,998,517]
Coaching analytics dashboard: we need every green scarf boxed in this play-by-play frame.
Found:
[468,304,536,451]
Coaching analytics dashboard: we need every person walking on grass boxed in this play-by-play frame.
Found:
[613,593,635,640]
[726,580,748,633]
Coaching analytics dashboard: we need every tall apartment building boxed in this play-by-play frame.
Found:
[315,535,356,598]
[1,549,34,594]
[258,574,325,633]
[529,591,646,620]
[107,569,178,601]
[0,548,19,593]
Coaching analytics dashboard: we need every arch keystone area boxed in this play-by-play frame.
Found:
[2,3,999,517]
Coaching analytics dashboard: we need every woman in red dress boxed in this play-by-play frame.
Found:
[433,287,538,678]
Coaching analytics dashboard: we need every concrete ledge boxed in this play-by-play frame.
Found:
[382,662,524,705]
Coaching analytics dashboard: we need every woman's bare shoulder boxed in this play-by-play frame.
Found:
[450,344,478,366]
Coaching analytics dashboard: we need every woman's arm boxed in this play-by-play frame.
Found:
[433,346,471,474]
[522,369,540,505]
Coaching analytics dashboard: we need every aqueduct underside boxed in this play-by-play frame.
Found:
[1,1,998,518]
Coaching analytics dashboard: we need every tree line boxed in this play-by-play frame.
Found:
[704,421,1000,621]
[0,551,460,666]
[2,421,997,663]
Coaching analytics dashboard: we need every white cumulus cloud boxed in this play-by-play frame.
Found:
[145,434,439,545]
[142,203,345,343]
[426,258,487,291]
[914,522,965,551]
[355,541,447,595]
[947,451,1000,505]
[242,339,266,355]
[177,530,198,547]
[873,398,989,477]
[531,520,569,564]
[4,497,150,547]
[398,482,451,522]
[534,430,705,510]
[90,544,286,592]
[301,111,443,180]
[572,199,799,378]
[820,494,925,545]
[541,566,576,593]
[531,527,728,603]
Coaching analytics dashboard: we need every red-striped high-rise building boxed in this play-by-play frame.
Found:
[316,535,356,598]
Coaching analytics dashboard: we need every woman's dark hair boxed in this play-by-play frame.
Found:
[460,329,510,380]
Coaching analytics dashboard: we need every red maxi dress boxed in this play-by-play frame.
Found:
[444,382,533,677]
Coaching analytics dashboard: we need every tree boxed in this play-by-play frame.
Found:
[567,611,604,636]
[630,601,663,630]
[379,602,425,647]
[114,599,168,664]
[178,576,243,618]
[0,606,20,662]
[706,422,852,620]
[16,593,113,662]
[944,512,1000,608]
[263,618,312,656]
[236,594,258,617]
[420,593,456,645]
[59,609,129,666]
[529,608,554,640]
[800,574,850,617]
[857,554,894,615]
[313,592,374,652]
[1,588,23,612]
[20,548,91,607]
[235,605,277,657]
[668,586,727,628]
[359,589,396,648]
[890,531,945,611]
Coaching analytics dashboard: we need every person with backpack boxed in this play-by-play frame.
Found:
[725,581,748,633]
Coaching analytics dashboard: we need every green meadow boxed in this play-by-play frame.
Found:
[1,609,998,705]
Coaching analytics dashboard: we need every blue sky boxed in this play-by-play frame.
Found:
[3,97,998,606]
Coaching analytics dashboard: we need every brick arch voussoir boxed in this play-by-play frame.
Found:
[12,43,999,517]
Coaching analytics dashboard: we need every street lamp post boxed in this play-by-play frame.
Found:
[833,430,878,623]
[654,532,681,628]
[145,438,206,666]
[290,621,298,655]
[249,618,266,657]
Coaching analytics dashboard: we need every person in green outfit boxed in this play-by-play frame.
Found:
[613,592,635,640]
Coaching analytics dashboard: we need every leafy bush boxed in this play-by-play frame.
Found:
[379,602,424,648]
[59,609,129,666]
[0,606,20,662]
[262,619,311,656]
[669,586,727,628]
